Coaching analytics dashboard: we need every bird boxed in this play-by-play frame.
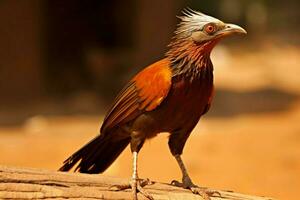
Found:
[59,8,246,200]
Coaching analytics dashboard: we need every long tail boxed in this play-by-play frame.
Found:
[59,131,130,174]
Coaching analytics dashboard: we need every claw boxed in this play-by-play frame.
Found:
[206,189,222,197]
[109,183,131,191]
[191,187,210,200]
[140,178,153,186]
[109,178,153,200]
[172,155,222,200]
[137,183,154,200]
[171,180,222,200]
[171,180,183,187]
[191,187,222,200]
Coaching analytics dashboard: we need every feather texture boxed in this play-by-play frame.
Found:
[100,59,172,133]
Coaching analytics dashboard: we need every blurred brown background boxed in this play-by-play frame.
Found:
[0,0,299,200]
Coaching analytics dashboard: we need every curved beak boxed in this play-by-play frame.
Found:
[217,23,247,37]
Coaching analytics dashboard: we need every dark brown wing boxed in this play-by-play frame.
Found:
[100,59,172,133]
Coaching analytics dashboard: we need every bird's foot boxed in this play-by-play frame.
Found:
[171,180,221,200]
[110,178,154,200]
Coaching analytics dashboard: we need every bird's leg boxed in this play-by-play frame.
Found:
[130,152,153,200]
[171,154,221,200]
[110,151,153,200]
[172,154,194,187]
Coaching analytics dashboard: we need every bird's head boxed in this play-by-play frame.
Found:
[167,8,246,67]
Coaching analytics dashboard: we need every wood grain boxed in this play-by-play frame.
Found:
[0,165,274,200]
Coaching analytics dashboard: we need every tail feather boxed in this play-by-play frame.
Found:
[59,133,130,174]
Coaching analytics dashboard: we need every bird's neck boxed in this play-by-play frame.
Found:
[166,39,216,78]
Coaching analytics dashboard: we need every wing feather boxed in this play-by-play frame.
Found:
[101,59,172,133]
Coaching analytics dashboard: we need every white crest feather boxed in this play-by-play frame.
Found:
[174,8,222,38]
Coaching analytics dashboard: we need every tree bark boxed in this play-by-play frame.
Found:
[0,165,273,200]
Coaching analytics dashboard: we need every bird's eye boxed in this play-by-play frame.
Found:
[204,23,217,35]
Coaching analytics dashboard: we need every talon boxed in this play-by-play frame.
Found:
[191,188,211,200]
[139,178,154,187]
[190,187,222,200]
[109,183,131,191]
[208,189,222,197]
[170,179,222,200]
[171,180,183,187]
[199,188,222,197]
[110,179,153,200]
[137,184,154,200]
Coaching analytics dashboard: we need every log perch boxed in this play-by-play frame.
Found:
[0,165,273,200]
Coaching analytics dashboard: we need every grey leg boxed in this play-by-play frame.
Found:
[110,151,153,200]
[172,154,221,200]
[131,151,138,199]
[173,154,195,188]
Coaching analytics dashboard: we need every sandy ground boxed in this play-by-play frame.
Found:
[0,45,299,200]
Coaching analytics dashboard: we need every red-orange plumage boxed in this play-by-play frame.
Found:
[101,59,172,133]
[134,59,172,111]
[59,9,246,199]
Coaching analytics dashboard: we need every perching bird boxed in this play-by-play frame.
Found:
[59,9,246,200]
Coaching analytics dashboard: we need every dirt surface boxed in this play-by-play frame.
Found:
[0,45,299,200]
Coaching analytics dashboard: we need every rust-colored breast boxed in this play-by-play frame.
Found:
[144,62,214,133]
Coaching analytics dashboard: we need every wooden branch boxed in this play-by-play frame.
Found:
[0,165,273,200]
